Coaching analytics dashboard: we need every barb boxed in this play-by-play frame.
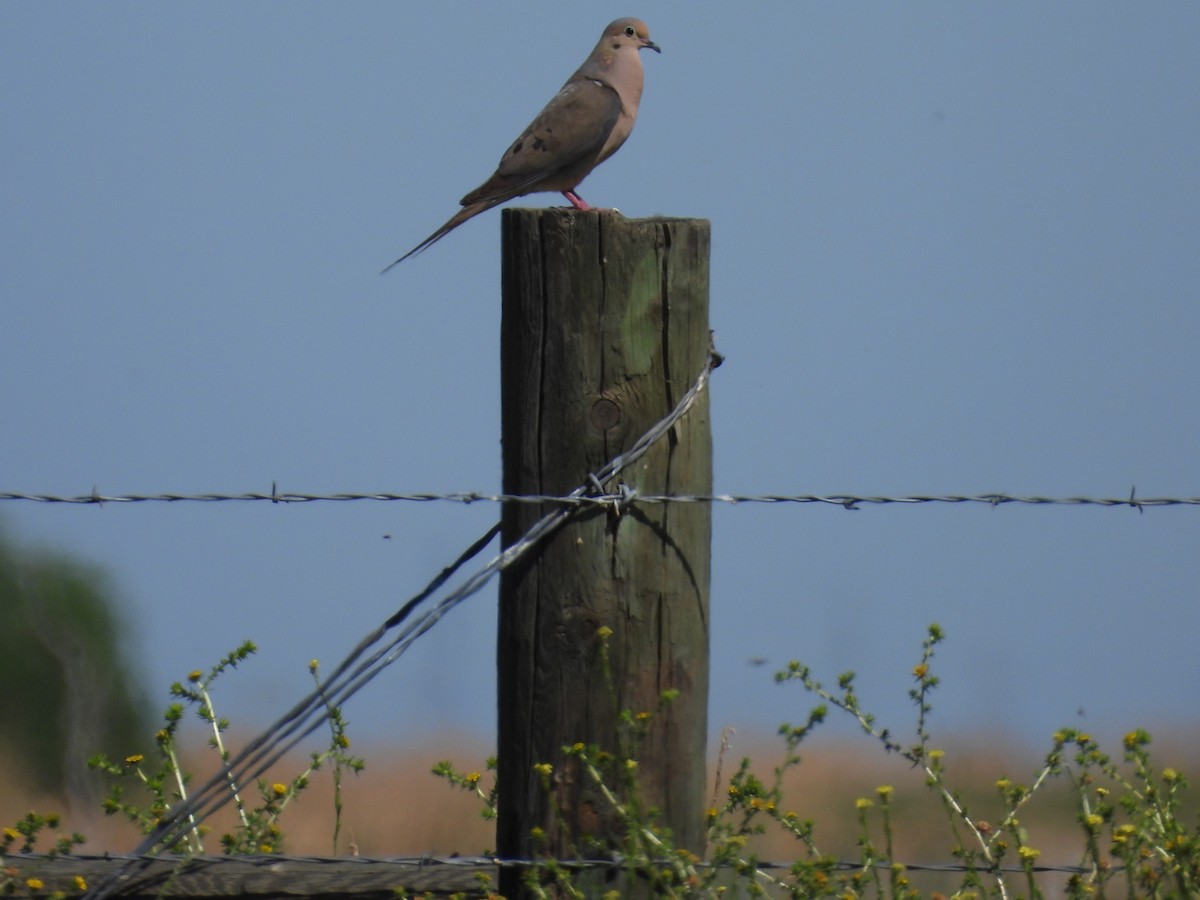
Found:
[4,489,1197,509]
[81,350,719,900]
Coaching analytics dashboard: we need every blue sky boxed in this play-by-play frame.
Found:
[3,3,1199,760]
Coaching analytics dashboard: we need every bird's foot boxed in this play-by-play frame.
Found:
[559,192,621,215]
[562,190,591,211]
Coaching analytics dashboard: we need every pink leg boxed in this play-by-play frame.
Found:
[562,190,591,211]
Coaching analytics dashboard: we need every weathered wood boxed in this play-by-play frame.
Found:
[498,208,712,895]
[8,853,496,897]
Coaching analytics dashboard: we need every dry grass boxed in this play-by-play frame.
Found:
[4,729,1198,895]
[0,734,496,857]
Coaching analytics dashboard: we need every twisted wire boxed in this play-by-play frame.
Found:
[4,489,1194,510]
[81,350,718,900]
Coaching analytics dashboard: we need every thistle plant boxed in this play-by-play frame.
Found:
[87,640,364,856]
[429,623,1199,899]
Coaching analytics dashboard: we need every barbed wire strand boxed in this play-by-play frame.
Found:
[82,350,720,900]
[5,488,1197,510]
[51,849,1129,878]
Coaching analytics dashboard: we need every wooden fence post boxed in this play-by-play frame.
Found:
[497,208,712,894]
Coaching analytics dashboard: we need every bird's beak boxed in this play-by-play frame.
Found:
[641,37,661,53]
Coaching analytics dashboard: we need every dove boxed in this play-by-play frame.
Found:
[383,17,660,272]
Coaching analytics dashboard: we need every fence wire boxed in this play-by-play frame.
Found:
[367,852,1131,878]
[4,488,1197,510]
[81,350,719,900]
[42,848,1133,875]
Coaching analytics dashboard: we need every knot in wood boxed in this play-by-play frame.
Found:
[588,397,622,433]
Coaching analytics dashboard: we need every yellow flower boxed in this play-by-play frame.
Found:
[335,734,350,749]
[533,763,553,777]
[4,826,20,840]
[855,797,873,810]
[26,877,44,891]
[876,785,894,798]
[596,626,613,639]
[74,875,88,890]
[259,843,274,853]
[625,759,638,770]
[912,663,929,678]
[125,754,144,765]
[187,669,203,682]
[272,783,288,797]
[1018,846,1040,861]
[465,772,481,785]
[1123,729,1150,750]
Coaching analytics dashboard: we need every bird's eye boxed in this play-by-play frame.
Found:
[624,25,636,37]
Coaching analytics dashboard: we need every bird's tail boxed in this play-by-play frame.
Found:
[381,200,498,273]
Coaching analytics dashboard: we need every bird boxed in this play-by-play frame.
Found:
[382,17,660,272]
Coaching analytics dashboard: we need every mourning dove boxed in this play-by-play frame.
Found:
[383,17,660,272]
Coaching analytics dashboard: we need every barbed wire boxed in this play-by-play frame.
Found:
[30,849,1127,877]
[450,853,1119,877]
[3,487,1197,510]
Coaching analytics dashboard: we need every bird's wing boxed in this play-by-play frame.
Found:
[460,78,622,206]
